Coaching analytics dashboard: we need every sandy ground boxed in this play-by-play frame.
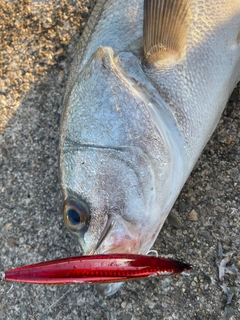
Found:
[0,1,239,319]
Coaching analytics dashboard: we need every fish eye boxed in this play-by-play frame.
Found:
[68,209,80,225]
[63,197,90,233]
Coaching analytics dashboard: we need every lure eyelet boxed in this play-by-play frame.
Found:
[63,197,90,233]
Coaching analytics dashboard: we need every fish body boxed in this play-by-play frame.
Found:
[59,0,240,294]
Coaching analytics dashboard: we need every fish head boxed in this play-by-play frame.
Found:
[60,146,159,256]
[60,146,165,296]
[59,46,184,294]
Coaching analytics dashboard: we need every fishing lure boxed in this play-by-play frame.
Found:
[0,254,191,285]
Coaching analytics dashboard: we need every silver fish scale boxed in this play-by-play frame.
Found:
[144,0,240,169]
[64,0,143,105]
[63,49,166,151]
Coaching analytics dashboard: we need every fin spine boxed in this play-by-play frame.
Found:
[143,0,191,64]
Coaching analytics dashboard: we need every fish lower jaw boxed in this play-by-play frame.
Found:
[96,282,123,296]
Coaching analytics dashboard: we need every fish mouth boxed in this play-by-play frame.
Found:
[83,215,158,296]
[91,215,143,296]
[93,214,142,256]
[80,214,141,296]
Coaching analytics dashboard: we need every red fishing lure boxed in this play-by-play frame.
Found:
[0,254,191,285]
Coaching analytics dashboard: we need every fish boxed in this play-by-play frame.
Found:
[1,254,191,285]
[59,0,240,295]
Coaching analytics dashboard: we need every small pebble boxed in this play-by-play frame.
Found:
[4,223,12,232]
[178,201,188,212]
[161,278,171,292]
[7,237,17,247]
[188,209,198,221]
[225,135,233,145]
[215,205,224,213]
[147,300,156,309]
[190,196,196,202]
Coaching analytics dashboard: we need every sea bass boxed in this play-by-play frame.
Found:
[59,0,240,295]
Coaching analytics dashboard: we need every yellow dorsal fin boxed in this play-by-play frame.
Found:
[143,0,191,64]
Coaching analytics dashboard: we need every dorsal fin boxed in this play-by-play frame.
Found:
[143,0,191,64]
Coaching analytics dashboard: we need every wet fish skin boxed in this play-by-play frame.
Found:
[59,0,240,294]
